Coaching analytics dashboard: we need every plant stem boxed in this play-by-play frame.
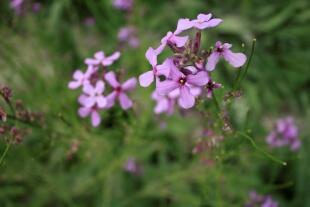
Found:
[0,143,11,167]
[237,131,287,166]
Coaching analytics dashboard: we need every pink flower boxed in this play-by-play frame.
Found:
[68,67,95,90]
[156,62,209,109]
[78,106,102,127]
[191,13,222,30]
[10,0,24,14]
[138,49,170,87]
[118,26,140,48]
[152,91,177,115]
[79,81,107,108]
[113,0,133,11]
[206,41,247,71]
[85,51,120,67]
[105,72,137,110]
[156,31,189,54]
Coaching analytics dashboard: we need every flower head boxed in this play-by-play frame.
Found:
[267,117,300,151]
[206,80,222,98]
[79,81,107,108]
[113,0,133,11]
[191,13,222,30]
[68,67,94,90]
[206,41,247,71]
[105,72,137,110]
[85,51,121,67]
[118,26,140,48]
[124,157,143,176]
[156,60,209,109]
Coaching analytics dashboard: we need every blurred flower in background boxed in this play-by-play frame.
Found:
[266,116,300,151]
[118,26,140,48]
[10,0,24,15]
[83,17,96,26]
[124,157,143,176]
[245,191,278,207]
[113,0,133,11]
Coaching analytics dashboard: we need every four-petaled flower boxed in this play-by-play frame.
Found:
[85,51,121,67]
[105,72,137,110]
[68,67,94,90]
[80,81,107,108]
[206,80,222,98]
[207,41,247,71]
[156,61,209,109]
[191,13,222,30]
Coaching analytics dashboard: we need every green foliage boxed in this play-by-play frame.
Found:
[0,0,309,206]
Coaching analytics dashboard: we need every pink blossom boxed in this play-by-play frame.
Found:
[79,81,107,108]
[151,91,176,115]
[68,67,94,90]
[85,51,120,67]
[78,106,102,127]
[105,72,137,110]
[10,0,24,14]
[206,41,247,71]
[156,61,209,109]
[113,0,133,11]
[118,26,140,48]
[191,13,222,30]
[156,31,189,54]
[138,49,170,87]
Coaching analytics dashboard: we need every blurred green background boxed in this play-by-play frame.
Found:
[0,0,310,206]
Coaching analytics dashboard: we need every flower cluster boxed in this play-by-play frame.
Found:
[245,191,278,207]
[113,0,133,11]
[68,51,137,127]
[123,157,143,176]
[266,116,300,151]
[138,13,247,114]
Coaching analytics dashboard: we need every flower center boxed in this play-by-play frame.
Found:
[115,86,122,93]
[179,77,186,85]
[216,47,224,53]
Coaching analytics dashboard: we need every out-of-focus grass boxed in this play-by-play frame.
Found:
[0,0,309,206]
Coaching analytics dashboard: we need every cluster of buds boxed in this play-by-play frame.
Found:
[68,51,137,127]
[138,13,247,114]
[245,191,278,207]
[266,117,300,151]
[0,85,44,144]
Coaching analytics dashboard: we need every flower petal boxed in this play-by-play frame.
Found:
[155,98,169,114]
[145,47,157,66]
[94,51,105,60]
[175,18,194,34]
[187,71,209,86]
[122,77,137,91]
[139,71,154,87]
[105,71,120,88]
[106,91,117,108]
[95,81,105,94]
[84,97,96,108]
[119,93,133,110]
[178,86,195,109]
[156,80,179,95]
[73,70,83,80]
[68,81,81,89]
[78,107,91,118]
[223,50,247,68]
[102,51,121,66]
[83,83,95,96]
[96,96,107,108]
[171,35,189,47]
[91,110,101,127]
[197,13,212,22]
[206,52,221,71]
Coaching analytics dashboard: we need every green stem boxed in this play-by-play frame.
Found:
[0,143,11,167]
[237,131,287,166]
[235,39,257,89]
[212,93,221,112]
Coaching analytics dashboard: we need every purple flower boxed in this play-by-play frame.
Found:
[156,31,189,54]
[156,61,209,109]
[191,13,222,30]
[245,191,278,207]
[152,91,176,115]
[175,13,222,32]
[32,2,41,12]
[267,117,300,151]
[68,67,94,90]
[113,0,133,11]
[124,157,143,176]
[79,81,107,108]
[138,49,170,87]
[78,106,102,127]
[118,26,140,48]
[206,41,247,71]
[10,0,24,14]
[83,17,96,26]
[105,72,137,110]
[206,80,222,98]
[85,51,120,67]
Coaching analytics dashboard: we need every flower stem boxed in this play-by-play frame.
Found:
[234,39,256,90]
[0,143,11,167]
[236,131,287,166]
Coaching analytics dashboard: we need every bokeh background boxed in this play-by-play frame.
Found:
[0,0,310,206]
